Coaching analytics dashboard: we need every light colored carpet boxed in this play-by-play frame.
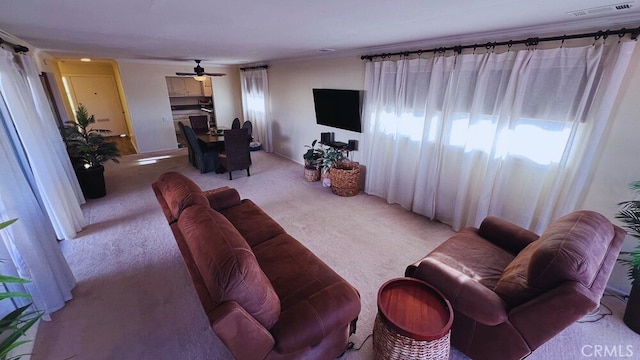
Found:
[32,149,637,360]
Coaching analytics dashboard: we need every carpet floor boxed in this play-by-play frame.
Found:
[31,149,637,360]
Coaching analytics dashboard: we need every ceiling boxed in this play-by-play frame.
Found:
[1,0,638,66]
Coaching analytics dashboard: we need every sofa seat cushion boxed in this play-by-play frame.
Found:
[179,204,281,329]
[219,200,286,247]
[252,234,360,353]
[155,171,209,222]
[495,210,616,307]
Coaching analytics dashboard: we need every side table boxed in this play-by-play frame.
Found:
[373,277,453,360]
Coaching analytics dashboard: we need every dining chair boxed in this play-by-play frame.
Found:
[231,117,241,129]
[218,129,251,180]
[178,121,196,167]
[183,125,219,174]
[189,115,209,134]
[241,120,253,141]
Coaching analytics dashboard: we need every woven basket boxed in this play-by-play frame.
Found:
[373,314,451,360]
[304,166,320,182]
[329,161,360,197]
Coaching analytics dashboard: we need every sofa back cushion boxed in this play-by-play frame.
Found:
[494,211,615,307]
[178,205,281,329]
[155,172,209,222]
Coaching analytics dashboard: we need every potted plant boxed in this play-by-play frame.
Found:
[61,104,120,199]
[303,140,324,182]
[615,180,640,334]
[0,219,42,359]
[317,146,345,187]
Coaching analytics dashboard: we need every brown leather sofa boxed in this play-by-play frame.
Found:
[406,211,625,360]
[152,172,361,360]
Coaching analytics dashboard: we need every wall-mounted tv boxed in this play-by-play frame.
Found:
[312,88,362,133]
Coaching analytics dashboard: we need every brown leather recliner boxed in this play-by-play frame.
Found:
[406,211,625,360]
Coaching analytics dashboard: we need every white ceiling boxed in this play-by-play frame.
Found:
[1,0,639,66]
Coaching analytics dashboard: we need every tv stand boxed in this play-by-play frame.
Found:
[327,141,348,149]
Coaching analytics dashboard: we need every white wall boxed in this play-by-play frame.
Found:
[268,56,365,164]
[116,61,242,153]
[581,45,640,294]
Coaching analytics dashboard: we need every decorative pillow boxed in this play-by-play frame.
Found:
[157,172,208,220]
[179,205,281,329]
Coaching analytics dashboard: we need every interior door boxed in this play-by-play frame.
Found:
[68,75,128,135]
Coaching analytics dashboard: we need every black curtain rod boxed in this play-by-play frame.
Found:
[240,65,269,71]
[361,26,640,61]
[0,37,29,53]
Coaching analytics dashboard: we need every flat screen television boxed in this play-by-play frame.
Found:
[312,89,362,133]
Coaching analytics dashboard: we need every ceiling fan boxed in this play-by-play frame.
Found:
[175,60,226,80]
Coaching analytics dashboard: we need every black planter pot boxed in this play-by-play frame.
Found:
[624,284,640,334]
[75,165,106,199]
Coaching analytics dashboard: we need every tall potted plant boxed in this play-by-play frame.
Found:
[0,219,42,359]
[61,104,120,199]
[615,180,640,334]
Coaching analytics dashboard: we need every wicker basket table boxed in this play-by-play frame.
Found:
[373,278,453,360]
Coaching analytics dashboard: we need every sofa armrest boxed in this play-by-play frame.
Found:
[270,282,361,354]
[509,282,598,350]
[478,216,539,255]
[208,301,275,360]
[414,258,508,326]
[204,187,242,211]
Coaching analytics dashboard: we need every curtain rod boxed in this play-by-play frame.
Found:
[240,65,269,71]
[0,37,29,53]
[361,26,640,61]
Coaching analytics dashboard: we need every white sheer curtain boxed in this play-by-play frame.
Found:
[362,41,636,232]
[0,48,78,315]
[0,50,85,239]
[241,68,272,152]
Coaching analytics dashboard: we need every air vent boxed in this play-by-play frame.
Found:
[567,2,634,17]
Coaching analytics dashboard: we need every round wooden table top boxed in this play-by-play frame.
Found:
[377,277,453,341]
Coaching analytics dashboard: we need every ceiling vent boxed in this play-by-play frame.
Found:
[567,2,634,17]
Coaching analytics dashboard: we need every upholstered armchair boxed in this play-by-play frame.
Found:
[406,211,625,360]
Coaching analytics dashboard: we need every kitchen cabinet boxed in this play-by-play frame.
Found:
[166,77,210,97]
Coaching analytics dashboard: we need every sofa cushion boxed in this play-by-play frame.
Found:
[155,172,209,222]
[495,211,615,307]
[252,233,361,352]
[179,204,281,329]
[220,200,286,247]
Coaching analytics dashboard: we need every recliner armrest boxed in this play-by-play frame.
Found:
[203,187,242,211]
[208,301,275,360]
[478,216,539,255]
[509,282,598,350]
[414,258,509,326]
[270,282,361,354]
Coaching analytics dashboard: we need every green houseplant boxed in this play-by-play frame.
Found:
[303,140,324,182]
[0,219,42,360]
[615,180,640,334]
[317,146,345,187]
[61,104,120,199]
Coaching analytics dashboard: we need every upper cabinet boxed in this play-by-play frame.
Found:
[166,77,212,97]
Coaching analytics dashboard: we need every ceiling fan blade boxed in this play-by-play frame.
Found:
[204,72,226,77]
[175,72,196,76]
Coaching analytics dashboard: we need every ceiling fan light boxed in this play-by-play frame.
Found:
[193,75,207,82]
